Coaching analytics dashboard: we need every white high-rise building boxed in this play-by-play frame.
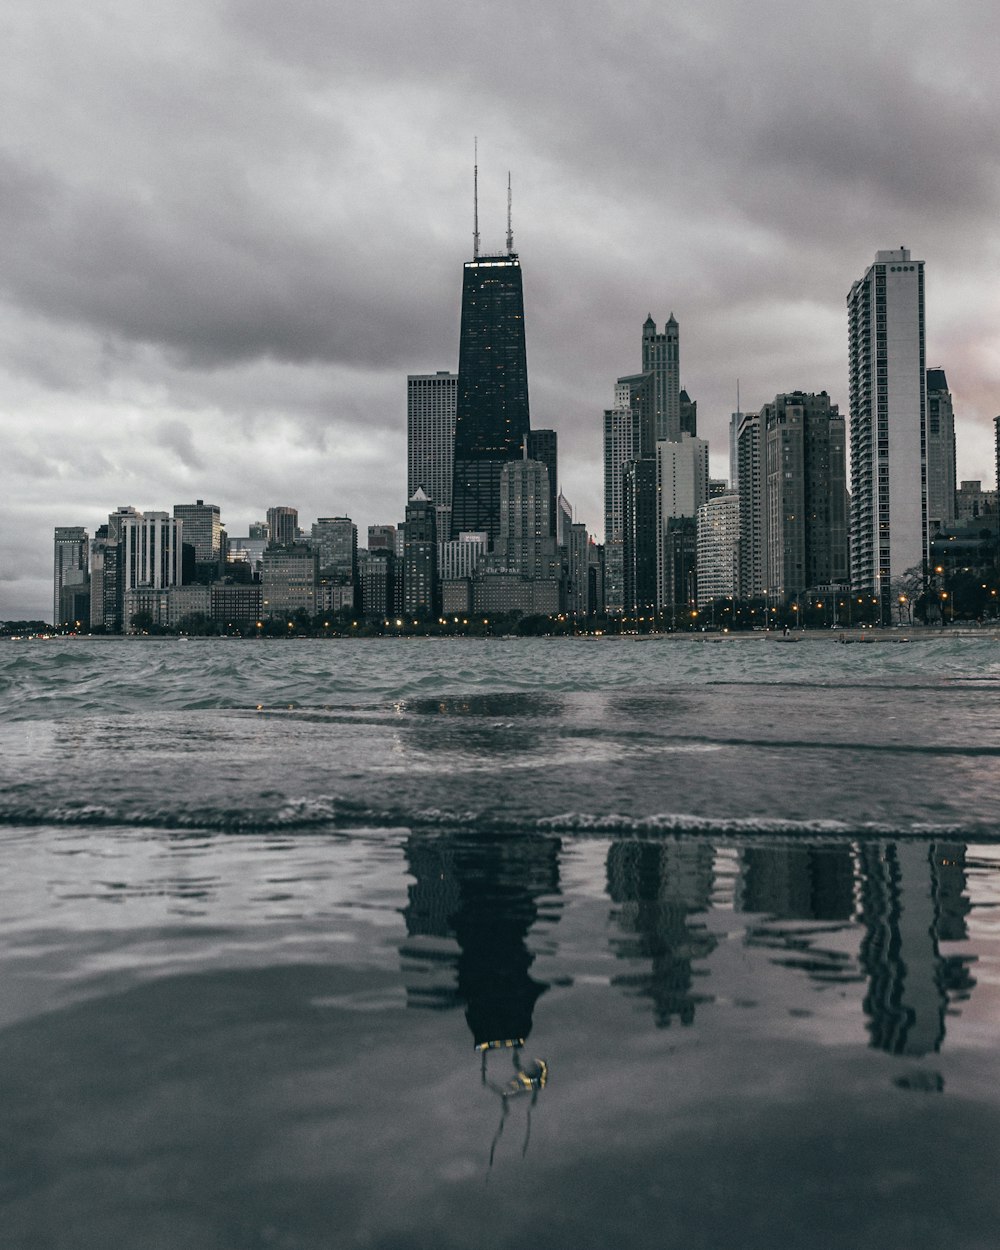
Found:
[407,372,457,541]
[120,512,183,592]
[696,493,740,607]
[847,248,927,605]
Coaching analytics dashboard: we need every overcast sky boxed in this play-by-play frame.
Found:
[4,0,1000,618]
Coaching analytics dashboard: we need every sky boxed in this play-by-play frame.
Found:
[4,0,1000,620]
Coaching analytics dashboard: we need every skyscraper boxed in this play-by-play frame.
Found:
[451,238,530,543]
[657,435,709,613]
[496,458,556,581]
[172,500,222,567]
[403,488,439,618]
[408,371,457,539]
[266,506,298,548]
[623,459,658,615]
[847,248,927,606]
[696,493,740,608]
[925,368,956,532]
[524,430,558,536]
[120,512,183,592]
[642,314,680,443]
[311,517,357,581]
[760,392,849,602]
[735,412,764,599]
[603,398,643,614]
[53,526,89,626]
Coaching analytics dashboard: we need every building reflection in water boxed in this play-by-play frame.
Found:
[606,841,717,1026]
[399,829,561,1161]
[738,844,863,989]
[858,841,975,1056]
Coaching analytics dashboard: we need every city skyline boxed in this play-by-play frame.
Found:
[5,1,1000,619]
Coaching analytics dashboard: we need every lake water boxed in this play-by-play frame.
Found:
[1,634,999,1248]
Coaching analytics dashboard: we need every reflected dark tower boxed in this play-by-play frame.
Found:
[606,841,716,1027]
[399,830,561,1049]
[737,844,862,991]
[739,845,855,922]
[451,163,530,543]
[858,841,975,1056]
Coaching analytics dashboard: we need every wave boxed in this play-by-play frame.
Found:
[0,795,984,842]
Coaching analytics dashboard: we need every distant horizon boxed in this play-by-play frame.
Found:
[5,1,1000,618]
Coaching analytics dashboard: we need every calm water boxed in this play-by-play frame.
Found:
[1,635,1000,1248]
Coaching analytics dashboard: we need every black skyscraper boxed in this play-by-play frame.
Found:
[451,254,531,542]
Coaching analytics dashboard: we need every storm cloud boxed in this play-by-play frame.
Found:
[3,0,1000,617]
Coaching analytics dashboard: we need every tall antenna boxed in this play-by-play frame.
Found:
[506,171,513,254]
[736,377,740,415]
[473,138,480,260]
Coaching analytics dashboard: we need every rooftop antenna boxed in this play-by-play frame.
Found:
[507,171,514,254]
[736,378,740,416]
[473,138,480,260]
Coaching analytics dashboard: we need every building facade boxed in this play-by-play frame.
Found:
[603,402,643,614]
[261,545,317,618]
[925,368,956,532]
[641,314,680,443]
[120,512,183,594]
[760,392,849,602]
[403,488,439,618]
[847,248,927,604]
[172,500,223,571]
[266,506,299,548]
[657,435,709,613]
[53,526,89,626]
[451,252,531,542]
[696,493,740,607]
[408,372,457,540]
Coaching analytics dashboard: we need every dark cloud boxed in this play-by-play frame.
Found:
[3,0,1000,617]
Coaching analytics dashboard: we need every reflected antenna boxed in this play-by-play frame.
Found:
[507,171,514,254]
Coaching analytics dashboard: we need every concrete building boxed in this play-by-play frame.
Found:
[955,480,997,522]
[266,506,299,548]
[360,550,396,619]
[642,314,680,443]
[261,545,317,618]
[408,371,457,540]
[623,459,658,615]
[53,526,89,626]
[439,531,488,582]
[925,369,956,532]
[847,248,927,606]
[367,524,396,552]
[566,522,590,617]
[89,527,119,632]
[120,512,183,594]
[312,517,357,581]
[172,500,223,575]
[498,459,553,579]
[657,434,709,612]
[603,401,643,614]
[760,392,849,603]
[211,582,262,629]
[524,430,558,535]
[403,488,438,618]
[696,492,740,607]
[735,412,764,599]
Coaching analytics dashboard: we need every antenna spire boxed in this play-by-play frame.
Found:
[507,171,513,254]
[473,138,480,260]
